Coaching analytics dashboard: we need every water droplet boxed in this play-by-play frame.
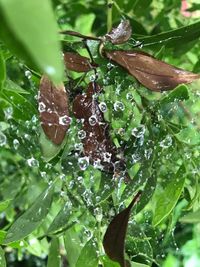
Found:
[38,102,46,112]
[59,115,71,125]
[0,132,7,146]
[74,142,83,151]
[159,135,172,148]
[114,101,125,111]
[126,92,134,101]
[99,102,107,112]
[93,159,103,170]
[89,115,97,126]
[132,154,141,163]
[25,70,32,79]
[103,152,112,163]
[131,125,145,138]
[78,130,86,139]
[13,139,20,149]
[4,106,13,120]
[94,207,102,222]
[27,157,39,167]
[78,157,89,170]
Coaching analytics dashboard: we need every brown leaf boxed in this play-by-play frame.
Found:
[64,52,98,73]
[39,75,70,145]
[105,50,200,91]
[105,20,132,45]
[73,82,119,172]
[103,191,142,267]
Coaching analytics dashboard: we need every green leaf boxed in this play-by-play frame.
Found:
[3,184,54,244]
[175,127,200,145]
[0,199,11,212]
[0,0,64,83]
[0,246,6,267]
[180,209,200,224]
[47,204,71,234]
[40,130,64,162]
[153,166,186,226]
[4,79,30,94]
[76,238,98,267]
[160,84,189,106]
[64,227,83,267]
[47,238,61,267]
[138,21,200,48]
[0,52,6,89]
[136,173,157,213]
[133,0,152,17]
[100,255,120,267]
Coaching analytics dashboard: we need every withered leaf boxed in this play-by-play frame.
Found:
[103,191,142,267]
[105,20,132,45]
[105,50,200,91]
[64,52,98,73]
[73,82,120,172]
[39,75,70,145]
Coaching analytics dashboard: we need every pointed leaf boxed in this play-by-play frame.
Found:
[153,166,186,226]
[105,50,200,91]
[47,238,61,267]
[76,238,98,267]
[39,75,70,145]
[105,20,132,45]
[64,52,97,72]
[3,184,54,244]
[73,82,119,173]
[103,191,142,267]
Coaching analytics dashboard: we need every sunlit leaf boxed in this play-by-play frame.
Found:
[153,166,186,226]
[105,50,200,91]
[0,0,64,83]
[105,20,132,45]
[103,191,142,267]
[3,184,54,244]
[0,52,6,89]
[39,75,70,145]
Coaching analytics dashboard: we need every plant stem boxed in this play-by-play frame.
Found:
[107,0,113,32]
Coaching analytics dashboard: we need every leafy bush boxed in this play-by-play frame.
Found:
[0,0,200,266]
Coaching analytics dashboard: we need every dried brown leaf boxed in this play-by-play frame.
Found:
[39,75,70,145]
[105,50,200,91]
[73,82,119,172]
[103,191,142,267]
[105,20,132,45]
[64,52,98,73]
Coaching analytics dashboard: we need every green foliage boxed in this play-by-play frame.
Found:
[0,0,200,267]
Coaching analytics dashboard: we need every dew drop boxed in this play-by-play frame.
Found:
[27,157,39,167]
[38,102,46,112]
[78,157,89,170]
[131,125,145,138]
[99,102,107,113]
[159,135,172,148]
[25,70,32,79]
[78,130,86,139]
[89,115,97,126]
[59,115,71,125]
[4,106,13,120]
[114,101,125,111]
[0,132,7,146]
[13,139,20,149]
